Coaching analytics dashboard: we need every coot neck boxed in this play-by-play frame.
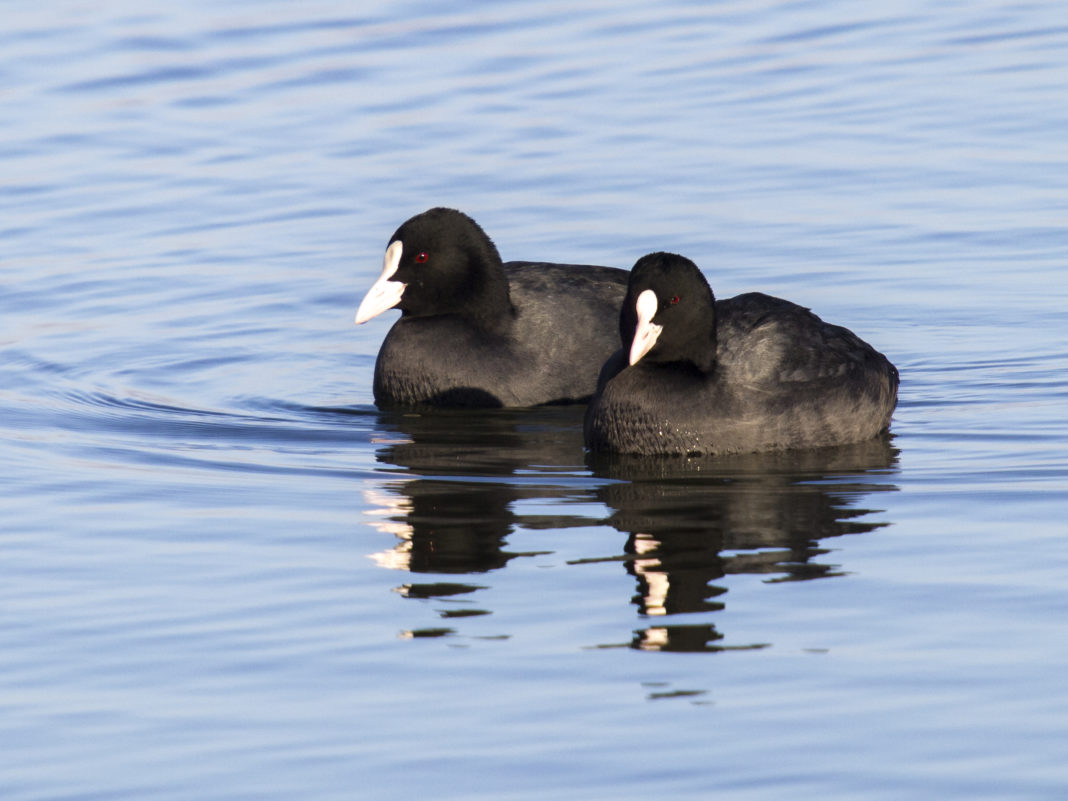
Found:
[694,322,718,375]
[461,256,516,334]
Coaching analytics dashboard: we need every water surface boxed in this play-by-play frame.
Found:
[3,2,1068,799]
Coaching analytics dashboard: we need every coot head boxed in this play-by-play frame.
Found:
[622,252,718,374]
[355,207,513,327]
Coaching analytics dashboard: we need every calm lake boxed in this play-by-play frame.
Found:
[3,1,1068,799]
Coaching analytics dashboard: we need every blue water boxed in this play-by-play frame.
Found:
[3,1,1068,799]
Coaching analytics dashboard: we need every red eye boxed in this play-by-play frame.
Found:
[669,295,680,305]
[414,252,429,263]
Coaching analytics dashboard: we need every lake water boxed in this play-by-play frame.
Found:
[3,1,1068,798]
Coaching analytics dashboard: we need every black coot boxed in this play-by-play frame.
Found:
[355,208,629,408]
[585,252,899,456]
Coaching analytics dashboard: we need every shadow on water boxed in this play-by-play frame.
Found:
[362,406,900,650]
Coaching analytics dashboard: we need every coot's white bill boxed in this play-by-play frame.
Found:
[355,240,405,324]
[628,288,663,366]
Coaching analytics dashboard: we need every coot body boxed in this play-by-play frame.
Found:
[585,252,898,456]
[356,208,629,408]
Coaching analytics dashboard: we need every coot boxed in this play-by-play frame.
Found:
[585,252,898,455]
[355,208,629,408]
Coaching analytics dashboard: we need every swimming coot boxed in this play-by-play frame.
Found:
[584,252,898,456]
[355,208,629,408]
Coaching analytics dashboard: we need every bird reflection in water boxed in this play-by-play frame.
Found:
[363,407,899,651]
[586,438,899,651]
[363,407,588,634]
